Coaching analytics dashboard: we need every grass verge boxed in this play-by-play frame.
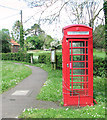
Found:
[36,64,62,102]
[28,50,62,57]
[28,50,51,56]
[1,61,32,93]
[19,103,105,118]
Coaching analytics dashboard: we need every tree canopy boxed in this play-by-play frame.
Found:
[26,35,44,49]
[93,24,105,49]
[11,20,21,42]
[25,23,54,50]
[0,29,11,53]
[25,23,45,37]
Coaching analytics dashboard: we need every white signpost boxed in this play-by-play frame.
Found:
[51,49,56,70]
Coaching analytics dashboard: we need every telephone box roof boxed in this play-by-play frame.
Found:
[63,24,92,31]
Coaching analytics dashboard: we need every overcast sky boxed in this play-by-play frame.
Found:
[0,0,63,39]
[0,0,38,31]
[0,0,104,40]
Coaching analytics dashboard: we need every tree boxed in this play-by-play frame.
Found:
[43,35,54,49]
[93,24,105,48]
[20,24,24,50]
[24,0,104,28]
[25,23,54,49]
[11,20,21,42]
[0,29,11,53]
[25,23,45,37]
[31,24,44,36]
[26,35,44,49]
[11,20,25,50]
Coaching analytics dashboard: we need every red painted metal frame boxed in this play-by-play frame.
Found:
[62,24,93,107]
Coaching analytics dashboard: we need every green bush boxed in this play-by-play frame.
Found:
[45,54,51,65]
[38,53,62,68]
[38,53,106,77]
[1,53,33,63]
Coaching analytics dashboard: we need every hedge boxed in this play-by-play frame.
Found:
[104,1,107,78]
[38,53,106,77]
[93,56,106,77]
[1,53,33,63]
[104,1,107,54]
[1,52,105,77]
[38,53,62,68]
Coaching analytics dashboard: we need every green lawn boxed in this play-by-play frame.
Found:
[1,61,32,93]
[93,49,106,58]
[27,49,61,57]
[19,64,106,118]
[27,50,51,56]
[36,64,62,102]
[19,103,105,118]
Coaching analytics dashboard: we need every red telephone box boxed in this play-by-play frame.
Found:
[62,24,94,106]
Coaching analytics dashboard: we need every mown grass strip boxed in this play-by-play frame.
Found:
[1,61,32,93]
[93,49,106,58]
[36,64,62,102]
[19,103,105,118]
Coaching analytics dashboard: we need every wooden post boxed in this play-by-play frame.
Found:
[54,62,56,70]
[31,55,33,64]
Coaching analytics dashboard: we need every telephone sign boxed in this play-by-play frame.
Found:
[67,31,89,35]
[62,24,94,106]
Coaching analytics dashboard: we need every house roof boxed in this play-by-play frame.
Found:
[10,39,20,46]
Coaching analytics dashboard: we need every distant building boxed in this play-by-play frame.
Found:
[10,39,20,53]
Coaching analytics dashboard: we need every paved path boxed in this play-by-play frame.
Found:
[1,63,62,118]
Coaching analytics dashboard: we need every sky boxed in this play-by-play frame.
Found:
[0,0,38,31]
[0,0,63,39]
[0,0,105,40]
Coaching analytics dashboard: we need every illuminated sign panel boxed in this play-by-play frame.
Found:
[67,31,89,35]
